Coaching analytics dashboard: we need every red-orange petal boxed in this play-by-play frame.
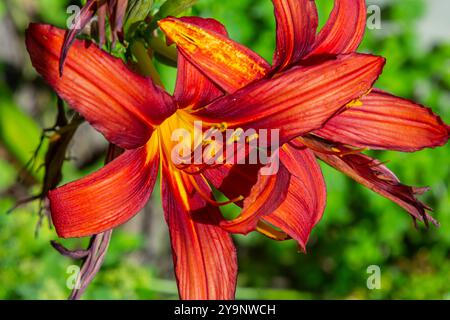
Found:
[315,90,450,152]
[263,144,326,251]
[49,135,160,238]
[174,17,226,109]
[162,162,237,300]
[159,17,271,93]
[272,0,318,70]
[220,162,291,234]
[308,0,366,57]
[26,23,176,149]
[195,53,385,144]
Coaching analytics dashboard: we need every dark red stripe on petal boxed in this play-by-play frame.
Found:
[161,163,237,300]
[315,90,450,152]
[26,23,176,149]
[308,0,366,56]
[272,0,318,70]
[49,135,160,238]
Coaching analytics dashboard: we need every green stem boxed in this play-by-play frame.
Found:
[149,36,178,62]
[131,41,165,88]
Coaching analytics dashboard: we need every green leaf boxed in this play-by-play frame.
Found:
[0,159,15,191]
[0,99,46,181]
[153,0,197,22]
[125,0,154,33]
[0,1,5,16]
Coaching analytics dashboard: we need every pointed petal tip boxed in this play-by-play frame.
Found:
[298,243,307,254]
[26,24,65,77]
[158,16,177,34]
[309,139,439,228]
[316,89,449,152]
[444,123,450,142]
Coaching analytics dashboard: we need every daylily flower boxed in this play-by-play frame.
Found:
[25,0,449,300]
[158,0,449,244]
[60,0,128,74]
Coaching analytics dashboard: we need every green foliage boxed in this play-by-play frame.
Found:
[154,0,197,20]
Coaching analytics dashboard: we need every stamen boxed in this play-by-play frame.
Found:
[256,221,290,241]
[213,122,228,132]
[345,99,363,108]
[246,132,259,143]
[337,147,368,157]
[187,174,244,207]
[331,147,341,153]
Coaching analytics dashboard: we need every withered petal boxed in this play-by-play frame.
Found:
[159,17,271,93]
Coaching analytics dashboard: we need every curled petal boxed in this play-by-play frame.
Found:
[308,0,366,56]
[162,163,237,300]
[204,147,326,249]
[49,135,160,238]
[264,145,326,251]
[26,24,176,149]
[159,17,271,93]
[195,53,385,144]
[220,162,291,234]
[204,163,260,205]
[272,0,318,70]
[315,90,450,152]
[174,17,227,109]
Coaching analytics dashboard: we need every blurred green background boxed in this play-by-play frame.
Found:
[0,0,449,299]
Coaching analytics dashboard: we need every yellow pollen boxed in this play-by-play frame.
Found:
[246,133,259,143]
[346,99,363,108]
[331,147,341,153]
[187,174,244,207]
[217,122,228,132]
[256,221,290,241]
